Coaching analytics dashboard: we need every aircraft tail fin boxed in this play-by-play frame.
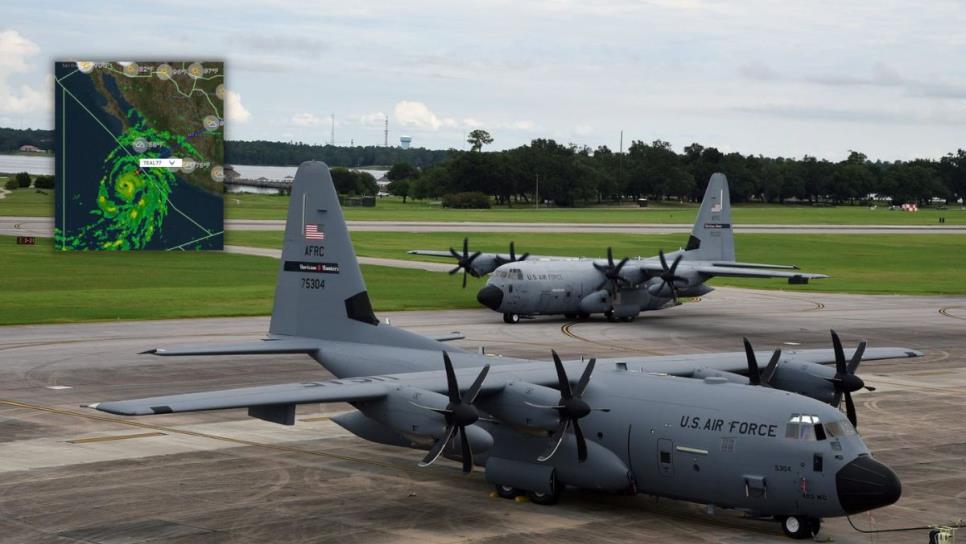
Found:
[268,161,443,351]
[683,173,735,262]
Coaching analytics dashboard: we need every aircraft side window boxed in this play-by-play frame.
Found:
[814,423,827,441]
[785,413,800,439]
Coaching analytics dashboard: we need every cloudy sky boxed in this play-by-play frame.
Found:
[3,1,965,160]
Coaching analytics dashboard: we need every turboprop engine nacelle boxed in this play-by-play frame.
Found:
[578,290,612,314]
[769,361,838,404]
[692,367,749,384]
[359,386,494,453]
[477,381,562,431]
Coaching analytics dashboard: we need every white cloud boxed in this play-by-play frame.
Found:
[291,112,324,127]
[393,100,443,130]
[0,30,50,114]
[224,90,251,123]
[355,111,387,127]
[573,124,593,136]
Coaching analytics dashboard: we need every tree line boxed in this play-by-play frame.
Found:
[4,126,965,205]
[388,139,966,207]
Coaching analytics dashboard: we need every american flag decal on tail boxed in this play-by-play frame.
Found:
[305,224,325,240]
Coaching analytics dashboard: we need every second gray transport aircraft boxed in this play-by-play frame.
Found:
[411,174,828,323]
[90,162,919,540]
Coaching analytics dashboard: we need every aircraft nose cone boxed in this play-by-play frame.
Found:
[836,455,902,515]
[476,285,503,311]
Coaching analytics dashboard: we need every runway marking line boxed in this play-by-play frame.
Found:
[939,306,966,321]
[68,431,166,444]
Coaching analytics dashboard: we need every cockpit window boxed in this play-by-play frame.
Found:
[786,414,825,441]
[824,420,856,438]
[507,268,523,281]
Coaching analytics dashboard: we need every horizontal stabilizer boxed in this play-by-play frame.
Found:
[142,338,321,357]
[91,379,387,415]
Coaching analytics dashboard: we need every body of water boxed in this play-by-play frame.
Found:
[0,154,54,175]
[0,155,385,183]
[230,164,387,181]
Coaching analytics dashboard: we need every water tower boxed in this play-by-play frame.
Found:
[399,135,412,149]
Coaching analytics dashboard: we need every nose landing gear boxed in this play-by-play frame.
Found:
[780,516,821,539]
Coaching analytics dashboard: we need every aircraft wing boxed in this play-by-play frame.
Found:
[408,250,460,259]
[141,338,321,357]
[617,347,921,377]
[91,379,388,415]
[690,265,828,281]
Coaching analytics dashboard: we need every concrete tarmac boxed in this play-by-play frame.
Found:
[1,287,965,542]
[3,215,966,237]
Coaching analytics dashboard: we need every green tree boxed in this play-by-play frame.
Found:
[388,179,411,203]
[387,162,419,182]
[467,129,493,152]
[34,175,55,189]
[15,172,30,188]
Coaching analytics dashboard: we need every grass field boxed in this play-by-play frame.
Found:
[0,236,482,326]
[3,188,964,225]
[0,187,53,217]
[226,230,966,295]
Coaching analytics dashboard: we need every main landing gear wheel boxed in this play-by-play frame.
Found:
[503,313,520,324]
[604,310,616,322]
[780,515,820,539]
[564,313,577,320]
[495,484,519,499]
[577,312,590,320]
[526,485,562,505]
[619,316,635,323]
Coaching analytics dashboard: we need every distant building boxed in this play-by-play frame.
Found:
[19,144,45,153]
[399,135,412,149]
[222,165,240,182]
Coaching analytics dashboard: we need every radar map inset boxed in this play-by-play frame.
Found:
[54,61,225,250]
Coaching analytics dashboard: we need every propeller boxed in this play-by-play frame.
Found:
[494,241,530,267]
[414,352,490,473]
[828,330,873,428]
[742,337,782,386]
[648,249,687,304]
[448,237,483,288]
[593,247,630,294]
[527,351,598,463]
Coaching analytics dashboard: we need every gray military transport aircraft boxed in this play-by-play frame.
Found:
[411,174,828,323]
[89,162,920,540]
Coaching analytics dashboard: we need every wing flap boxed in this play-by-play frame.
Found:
[92,380,387,415]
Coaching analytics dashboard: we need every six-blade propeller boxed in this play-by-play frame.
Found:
[593,247,630,294]
[742,337,782,386]
[415,352,490,473]
[448,237,483,288]
[648,249,687,304]
[829,330,873,428]
[528,351,598,463]
[494,241,530,267]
